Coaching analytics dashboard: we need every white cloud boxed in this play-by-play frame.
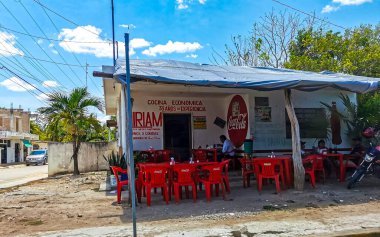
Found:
[176,0,207,9]
[48,43,54,48]
[142,40,202,57]
[58,25,149,57]
[0,77,35,92]
[322,5,340,13]
[0,32,24,57]
[176,0,189,9]
[322,0,372,13]
[119,24,136,29]
[130,38,151,49]
[186,54,198,58]
[332,0,372,5]
[58,25,114,58]
[51,50,58,55]
[36,93,50,101]
[42,80,59,88]
[37,39,44,45]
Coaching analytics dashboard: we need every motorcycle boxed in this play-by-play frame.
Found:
[347,127,380,189]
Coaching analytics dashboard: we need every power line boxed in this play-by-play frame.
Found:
[271,0,347,30]
[32,0,105,37]
[35,2,104,95]
[19,0,85,86]
[0,32,62,93]
[0,48,101,67]
[0,2,79,87]
[0,25,112,44]
[0,64,50,97]
[0,70,48,106]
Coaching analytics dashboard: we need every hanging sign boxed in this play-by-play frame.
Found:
[227,95,248,147]
[193,116,207,129]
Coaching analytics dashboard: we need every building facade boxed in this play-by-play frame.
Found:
[0,108,38,164]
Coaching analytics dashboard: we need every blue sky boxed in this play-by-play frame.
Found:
[0,0,379,118]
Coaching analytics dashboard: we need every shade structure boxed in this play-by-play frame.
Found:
[114,59,380,93]
[22,139,32,148]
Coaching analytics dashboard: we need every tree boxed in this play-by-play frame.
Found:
[215,9,322,68]
[286,24,380,136]
[38,87,103,175]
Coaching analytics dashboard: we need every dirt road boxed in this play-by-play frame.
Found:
[0,164,48,189]
[1,171,380,236]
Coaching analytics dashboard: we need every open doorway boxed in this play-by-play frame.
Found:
[163,114,192,161]
[0,144,7,164]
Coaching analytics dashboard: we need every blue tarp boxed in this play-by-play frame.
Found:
[114,59,380,93]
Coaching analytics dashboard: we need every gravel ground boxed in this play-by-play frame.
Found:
[1,170,380,236]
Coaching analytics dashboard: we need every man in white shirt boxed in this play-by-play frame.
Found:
[219,135,235,161]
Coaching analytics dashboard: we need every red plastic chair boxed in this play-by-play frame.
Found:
[314,155,326,183]
[254,159,283,193]
[200,164,226,201]
[154,150,173,163]
[141,165,170,206]
[220,159,231,193]
[239,158,256,188]
[111,166,129,204]
[192,149,208,162]
[302,156,316,188]
[172,164,197,203]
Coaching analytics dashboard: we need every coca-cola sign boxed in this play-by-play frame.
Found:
[227,95,248,147]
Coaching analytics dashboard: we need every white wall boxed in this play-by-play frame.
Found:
[131,92,250,150]
[249,89,354,151]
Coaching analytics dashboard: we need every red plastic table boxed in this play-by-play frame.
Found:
[322,153,345,182]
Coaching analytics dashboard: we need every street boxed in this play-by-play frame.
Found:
[0,164,48,189]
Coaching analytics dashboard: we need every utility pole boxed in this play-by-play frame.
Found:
[124,33,137,237]
[111,0,116,67]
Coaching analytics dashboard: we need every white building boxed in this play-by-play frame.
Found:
[99,60,379,160]
[0,108,39,164]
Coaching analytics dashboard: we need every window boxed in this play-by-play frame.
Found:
[285,108,328,138]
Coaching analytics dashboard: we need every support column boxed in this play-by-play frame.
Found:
[284,89,304,191]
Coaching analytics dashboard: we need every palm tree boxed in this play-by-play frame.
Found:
[38,87,103,175]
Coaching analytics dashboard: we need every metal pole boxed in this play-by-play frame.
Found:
[124,33,137,237]
[111,0,116,67]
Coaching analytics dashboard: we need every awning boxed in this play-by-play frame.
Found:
[114,59,380,93]
[23,139,32,148]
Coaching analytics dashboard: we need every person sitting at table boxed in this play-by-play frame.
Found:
[316,139,334,176]
[218,135,235,162]
[344,137,365,165]
[317,140,328,154]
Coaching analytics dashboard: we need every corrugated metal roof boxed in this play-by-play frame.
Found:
[114,59,380,93]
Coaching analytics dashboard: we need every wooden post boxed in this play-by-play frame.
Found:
[284,89,305,191]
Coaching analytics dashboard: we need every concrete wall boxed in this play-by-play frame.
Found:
[48,141,117,176]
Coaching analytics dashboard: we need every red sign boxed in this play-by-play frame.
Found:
[227,95,248,147]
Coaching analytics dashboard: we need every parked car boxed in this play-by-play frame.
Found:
[26,149,48,166]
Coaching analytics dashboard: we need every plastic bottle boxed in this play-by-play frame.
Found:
[170,157,175,165]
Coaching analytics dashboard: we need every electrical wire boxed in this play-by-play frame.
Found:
[0,25,112,44]
[0,64,50,97]
[35,2,103,94]
[0,2,79,87]
[0,48,101,68]
[19,0,85,86]
[271,0,347,30]
[32,0,106,37]
[0,70,49,106]
[0,32,63,93]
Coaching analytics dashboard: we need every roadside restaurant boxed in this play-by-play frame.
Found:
[101,59,378,160]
